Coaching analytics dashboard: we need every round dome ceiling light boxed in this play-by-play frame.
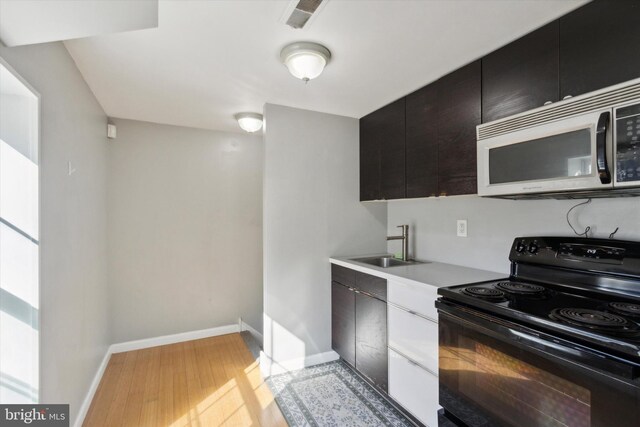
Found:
[280,42,331,82]
[235,112,263,133]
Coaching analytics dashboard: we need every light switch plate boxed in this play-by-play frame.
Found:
[457,219,467,237]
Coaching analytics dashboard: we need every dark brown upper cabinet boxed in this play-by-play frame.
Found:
[361,62,480,200]
[437,60,481,196]
[482,21,560,123]
[359,114,381,201]
[559,0,640,99]
[359,2,640,201]
[379,98,406,200]
[406,84,438,198]
[359,98,406,201]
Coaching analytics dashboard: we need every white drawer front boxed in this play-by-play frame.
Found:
[389,348,439,427]
[387,279,438,321]
[388,304,438,373]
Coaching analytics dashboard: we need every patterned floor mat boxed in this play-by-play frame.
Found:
[266,360,415,427]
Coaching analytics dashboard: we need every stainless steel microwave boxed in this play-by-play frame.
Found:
[477,79,640,198]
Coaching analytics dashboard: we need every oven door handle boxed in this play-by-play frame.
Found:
[438,301,640,381]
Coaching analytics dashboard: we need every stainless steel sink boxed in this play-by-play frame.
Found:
[351,256,426,268]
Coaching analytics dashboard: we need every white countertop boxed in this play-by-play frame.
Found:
[330,254,505,289]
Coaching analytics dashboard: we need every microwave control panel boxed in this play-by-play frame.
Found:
[615,102,640,183]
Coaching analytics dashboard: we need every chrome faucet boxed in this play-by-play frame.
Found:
[387,224,409,261]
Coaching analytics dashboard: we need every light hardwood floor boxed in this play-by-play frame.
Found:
[83,333,287,427]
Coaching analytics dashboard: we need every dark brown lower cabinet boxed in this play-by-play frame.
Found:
[331,281,356,367]
[332,264,356,288]
[355,292,388,391]
[356,271,387,300]
[331,267,388,392]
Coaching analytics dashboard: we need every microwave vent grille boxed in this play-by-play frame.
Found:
[490,187,640,200]
[478,80,640,140]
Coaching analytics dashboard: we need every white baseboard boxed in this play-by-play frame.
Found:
[73,350,111,427]
[109,324,239,354]
[74,324,239,427]
[259,350,339,378]
[240,321,263,348]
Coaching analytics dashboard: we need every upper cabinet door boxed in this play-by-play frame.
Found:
[406,83,438,198]
[378,98,406,200]
[560,0,640,99]
[437,61,481,196]
[482,21,559,123]
[359,114,381,201]
[359,98,405,200]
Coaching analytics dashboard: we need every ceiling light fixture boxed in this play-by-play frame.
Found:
[280,42,331,82]
[235,112,263,133]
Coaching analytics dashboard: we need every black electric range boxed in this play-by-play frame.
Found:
[436,236,640,427]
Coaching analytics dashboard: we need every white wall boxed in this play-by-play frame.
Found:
[387,195,640,274]
[108,118,263,343]
[0,42,109,424]
[262,104,387,373]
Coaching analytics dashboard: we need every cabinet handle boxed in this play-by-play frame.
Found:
[389,302,438,323]
[357,289,386,301]
[405,357,438,376]
[543,101,553,106]
[563,95,573,100]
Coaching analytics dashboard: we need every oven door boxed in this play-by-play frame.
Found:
[477,110,613,197]
[437,301,640,427]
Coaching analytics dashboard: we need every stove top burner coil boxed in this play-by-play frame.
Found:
[608,302,640,318]
[549,308,640,336]
[461,286,505,300]
[495,281,546,295]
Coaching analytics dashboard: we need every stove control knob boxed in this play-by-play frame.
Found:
[516,242,526,253]
[528,243,539,254]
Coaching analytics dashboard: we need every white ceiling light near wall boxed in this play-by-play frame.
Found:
[280,42,331,82]
[234,113,263,133]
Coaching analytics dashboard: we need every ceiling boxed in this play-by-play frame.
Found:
[64,0,589,133]
[0,0,157,47]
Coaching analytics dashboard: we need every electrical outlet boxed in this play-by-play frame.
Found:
[457,219,468,237]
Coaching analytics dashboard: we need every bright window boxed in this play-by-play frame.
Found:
[0,60,39,403]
